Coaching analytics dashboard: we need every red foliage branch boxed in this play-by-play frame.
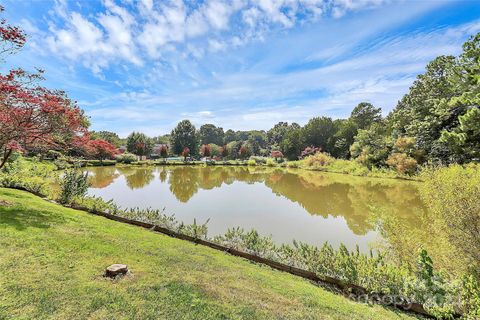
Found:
[200,144,211,157]
[181,146,190,161]
[181,146,190,156]
[220,145,228,158]
[86,139,119,160]
[154,144,169,158]
[0,5,26,56]
[239,146,248,159]
[300,146,321,159]
[0,69,89,168]
[271,150,284,159]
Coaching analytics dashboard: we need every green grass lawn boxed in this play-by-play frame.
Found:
[0,188,420,320]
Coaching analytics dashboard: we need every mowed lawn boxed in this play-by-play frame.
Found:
[0,188,420,320]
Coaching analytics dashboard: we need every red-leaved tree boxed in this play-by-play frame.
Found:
[271,150,284,162]
[181,146,190,161]
[0,6,88,168]
[300,146,321,159]
[200,144,211,158]
[238,146,248,159]
[86,139,118,161]
[0,69,89,168]
[0,5,26,56]
[159,144,168,161]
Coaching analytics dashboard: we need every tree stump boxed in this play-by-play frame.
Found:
[105,264,128,278]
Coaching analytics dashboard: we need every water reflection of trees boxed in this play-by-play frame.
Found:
[159,168,168,183]
[161,166,426,237]
[117,167,155,190]
[264,170,425,235]
[90,165,426,237]
[87,167,119,188]
[168,167,200,202]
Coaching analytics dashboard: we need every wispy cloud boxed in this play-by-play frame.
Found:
[38,0,393,73]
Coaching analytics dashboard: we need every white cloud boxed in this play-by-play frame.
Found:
[203,0,232,30]
[242,7,261,27]
[208,39,227,52]
[19,18,40,34]
[185,10,209,37]
[46,0,141,73]
[40,0,394,73]
[330,0,388,18]
[256,0,295,27]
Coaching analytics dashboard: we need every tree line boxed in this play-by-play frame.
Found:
[101,101,381,162]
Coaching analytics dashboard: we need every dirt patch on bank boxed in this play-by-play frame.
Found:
[0,200,13,206]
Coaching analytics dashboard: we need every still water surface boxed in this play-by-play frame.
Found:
[84,166,425,251]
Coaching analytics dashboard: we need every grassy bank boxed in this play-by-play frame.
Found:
[0,188,419,320]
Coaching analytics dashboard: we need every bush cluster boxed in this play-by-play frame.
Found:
[115,153,137,164]
[301,152,333,167]
[58,169,90,204]
[0,155,57,196]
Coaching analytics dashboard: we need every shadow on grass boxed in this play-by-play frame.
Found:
[0,204,66,231]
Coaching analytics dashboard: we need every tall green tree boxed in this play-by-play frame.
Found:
[152,134,170,145]
[267,122,289,148]
[350,102,382,130]
[247,131,267,155]
[350,123,391,168]
[267,122,300,151]
[281,127,305,160]
[388,33,480,164]
[170,120,198,156]
[302,116,336,152]
[440,107,480,162]
[235,131,250,141]
[224,129,236,144]
[331,119,358,159]
[126,132,153,157]
[388,55,459,162]
[198,124,224,145]
[438,33,480,163]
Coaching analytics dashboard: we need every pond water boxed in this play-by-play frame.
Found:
[83,166,425,252]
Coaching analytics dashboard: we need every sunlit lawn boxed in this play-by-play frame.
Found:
[0,188,420,319]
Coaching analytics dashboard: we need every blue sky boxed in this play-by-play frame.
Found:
[2,0,480,137]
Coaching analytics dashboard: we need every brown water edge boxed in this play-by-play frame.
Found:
[82,165,427,252]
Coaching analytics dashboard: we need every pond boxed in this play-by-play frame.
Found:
[83,166,426,252]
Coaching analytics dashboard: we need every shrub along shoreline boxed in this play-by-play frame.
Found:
[67,155,421,181]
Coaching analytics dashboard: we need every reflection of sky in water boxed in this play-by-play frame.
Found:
[85,167,425,252]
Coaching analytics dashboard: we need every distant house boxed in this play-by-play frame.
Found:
[151,144,169,159]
